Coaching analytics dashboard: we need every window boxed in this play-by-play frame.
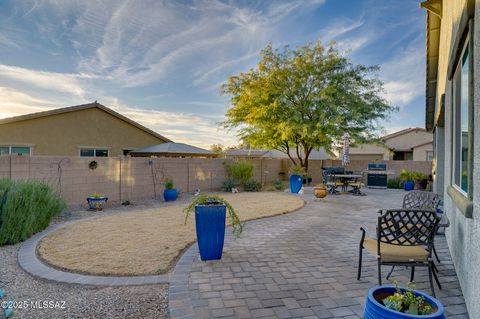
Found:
[452,45,471,194]
[80,148,109,157]
[393,151,413,161]
[0,146,31,155]
[95,149,108,157]
[426,151,434,161]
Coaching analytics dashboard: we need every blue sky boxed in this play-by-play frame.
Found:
[0,0,426,148]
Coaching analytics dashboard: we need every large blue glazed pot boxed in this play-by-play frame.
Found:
[163,189,178,201]
[404,180,415,191]
[364,286,445,319]
[195,204,226,261]
[289,175,303,193]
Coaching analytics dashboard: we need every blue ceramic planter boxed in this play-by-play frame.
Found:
[195,204,226,261]
[404,180,415,191]
[364,286,445,319]
[87,197,108,210]
[290,175,303,193]
[163,189,178,201]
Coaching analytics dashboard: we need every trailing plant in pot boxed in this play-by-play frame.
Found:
[364,282,445,319]
[184,194,244,260]
[163,178,178,202]
[289,165,306,193]
[87,193,108,211]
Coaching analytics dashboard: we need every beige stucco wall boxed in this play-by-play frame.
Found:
[432,0,480,317]
[383,129,433,151]
[0,155,432,207]
[412,143,433,161]
[0,107,167,156]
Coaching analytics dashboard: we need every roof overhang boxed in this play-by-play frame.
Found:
[420,0,441,132]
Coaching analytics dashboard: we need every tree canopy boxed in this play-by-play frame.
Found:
[221,41,396,172]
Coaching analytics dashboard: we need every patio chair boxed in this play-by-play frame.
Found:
[322,168,344,194]
[402,191,443,263]
[357,208,442,296]
[402,190,441,210]
[347,172,365,196]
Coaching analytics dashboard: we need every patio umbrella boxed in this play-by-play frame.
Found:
[342,133,350,166]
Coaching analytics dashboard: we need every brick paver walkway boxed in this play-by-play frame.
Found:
[169,189,469,319]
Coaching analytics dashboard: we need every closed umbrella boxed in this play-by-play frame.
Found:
[342,133,350,166]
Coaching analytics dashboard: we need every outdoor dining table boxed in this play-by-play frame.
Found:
[331,174,364,193]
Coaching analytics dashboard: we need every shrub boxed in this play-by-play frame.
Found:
[400,170,429,182]
[387,177,402,189]
[274,179,284,190]
[164,178,174,189]
[225,160,254,185]
[221,178,235,192]
[0,179,66,245]
[244,180,262,192]
[289,165,306,176]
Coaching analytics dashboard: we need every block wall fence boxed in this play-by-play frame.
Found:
[0,155,432,207]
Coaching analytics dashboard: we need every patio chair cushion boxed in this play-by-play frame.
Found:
[363,237,429,262]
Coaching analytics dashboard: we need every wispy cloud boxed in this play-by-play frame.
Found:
[0,64,103,98]
[380,35,425,107]
[317,17,364,43]
[0,86,60,118]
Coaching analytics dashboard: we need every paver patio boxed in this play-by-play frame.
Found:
[169,188,469,319]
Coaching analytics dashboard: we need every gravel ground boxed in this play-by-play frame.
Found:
[1,197,182,319]
[0,244,169,319]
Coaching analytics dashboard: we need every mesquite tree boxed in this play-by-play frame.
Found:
[222,41,396,172]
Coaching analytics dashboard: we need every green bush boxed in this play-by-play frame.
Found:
[399,169,429,182]
[164,177,174,189]
[0,179,66,245]
[225,160,254,185]
[274,179,284,190]
[221,178,235,192]
[387,177,402,189]
[244,180,262,192]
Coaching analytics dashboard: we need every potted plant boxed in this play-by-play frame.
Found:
[163,177,178,202]
[289,165,306,193]
[399,170,415,191]
[184,195,244,260]
[313,183,327,199]
[364,283,445,319]
[87,193,108,211]
[303,174,312,185]
[413,172,429,190]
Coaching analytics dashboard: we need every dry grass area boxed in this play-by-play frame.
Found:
[38,192,304,276]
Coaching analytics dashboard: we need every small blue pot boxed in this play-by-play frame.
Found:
[195,204,226,261]
[364,286,445,319]
[290,175,303,193]
[87,197,108,210]
[404,180,415,191]
[163,188,178,201]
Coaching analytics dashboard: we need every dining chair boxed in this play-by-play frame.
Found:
[357,208,442,296]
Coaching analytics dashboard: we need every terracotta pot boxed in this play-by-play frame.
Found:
[313,186,327,198]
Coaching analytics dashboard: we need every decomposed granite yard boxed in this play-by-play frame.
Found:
[38,192,305,276]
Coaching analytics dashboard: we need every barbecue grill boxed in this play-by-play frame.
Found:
[366,163,387,188]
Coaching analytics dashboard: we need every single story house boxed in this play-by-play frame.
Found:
[225,148,331,160]
[346,128,433,161]
[421,0,478,317]
[129,142,217,158]
[0,102,171,157]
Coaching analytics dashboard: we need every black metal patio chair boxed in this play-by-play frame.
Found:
[357,208,442,296]
[402,191,443,263]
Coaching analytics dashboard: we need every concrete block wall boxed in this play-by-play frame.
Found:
[0,155,432,206]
